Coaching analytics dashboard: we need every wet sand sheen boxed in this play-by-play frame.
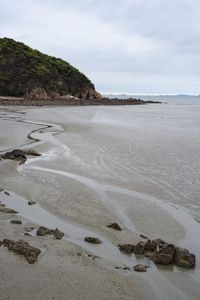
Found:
[0,105,200,300]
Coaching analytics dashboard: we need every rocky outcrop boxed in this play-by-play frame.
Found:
[153,244,175,265]
[0,38,101,101]
[134,241,146,254]
[118,244,135,254]
[2,239,41,264]
[175,247,196,268]
[36,226,64,240]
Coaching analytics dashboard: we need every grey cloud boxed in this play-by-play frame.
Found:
[0,0,200,94]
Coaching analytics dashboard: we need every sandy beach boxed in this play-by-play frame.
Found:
[0,104,200,300]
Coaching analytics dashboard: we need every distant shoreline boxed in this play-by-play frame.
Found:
[0,96,161,106]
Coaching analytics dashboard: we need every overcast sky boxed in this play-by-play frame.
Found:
[1,0,200,94]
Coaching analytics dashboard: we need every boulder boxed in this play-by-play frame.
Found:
[84,237,102,244]
[118,244,135,254]
[107,223,122,231]
[2,239,41,264]
[28,200,36,206]
[134,264,147,272]
[153,244,175,265]
[175,247,196,268]
[134,241,146,254]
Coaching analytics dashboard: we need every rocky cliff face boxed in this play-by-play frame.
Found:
[0,38,101,100]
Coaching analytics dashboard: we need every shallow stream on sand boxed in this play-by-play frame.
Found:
[0,104,200,299]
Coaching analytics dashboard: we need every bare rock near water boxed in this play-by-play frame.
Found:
[36,226,64,239]
[24,149,41,156]
[134,264,147,272]
[28,200,36,206]
[140,234,149,240]
[84,237,102,244]
[2,239,41,264]
[153,244,175,265]
[36,226,52,236]
[118,244,135,254]
[175,247,196,268]
[1,149,26,164]
[134,241,146,254]
[53,228,64,240]
[4,191,10,196]
[107,223,122,231]
[10,220,22,224]
[0,207,18,213]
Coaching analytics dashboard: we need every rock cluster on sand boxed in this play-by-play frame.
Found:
[36,226,64,240]
[118,238,196,268]
[1,149,41,164]
[2,239,41,264]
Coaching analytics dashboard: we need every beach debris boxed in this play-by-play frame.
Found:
[134,241,146,254]
[118,244,135,254]
[175,247,196,268]
[10,220,22,224]
[4,191,10,196]
[0,207,18,214]
[107,222,122,231]
[84,237,102,244]
[153,244,175,265]
[28,200,36,206]
[2,239,41,264]
[36,226,64,240]
[134,264,147,272]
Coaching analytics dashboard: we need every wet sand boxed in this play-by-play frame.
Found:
[0,105,200,299]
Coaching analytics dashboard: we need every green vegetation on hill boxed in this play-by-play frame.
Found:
[0,37,97,98]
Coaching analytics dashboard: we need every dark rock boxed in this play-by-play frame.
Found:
[4,191,10,196]
[10,220,22,224]
[0,207,18,213]
[134,264,147,272]
[118,244,135,254]
[24,150,41,156]
[84,237,102,244]
[36,226,52,236]
[134,241,146,254]
[153,244,175,265]
[107,223,122,231]
[175,247,196,268]
[140,234,149,240]
[53,228,64,240]
[1,149,26,164]
[3,239,41,264]
[24,233,31,236]
[28,200,36,206]
[0,240,2,246]
[36,226,64,240]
